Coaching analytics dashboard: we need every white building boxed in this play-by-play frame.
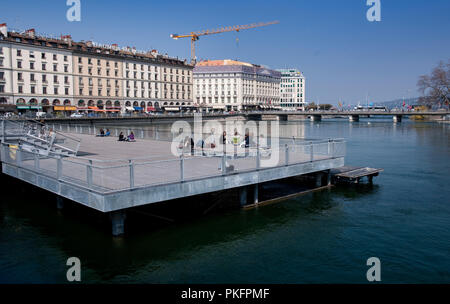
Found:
[193,60,281,112]
[277,69,306,111]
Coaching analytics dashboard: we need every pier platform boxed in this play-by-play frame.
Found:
[0,121,346,235]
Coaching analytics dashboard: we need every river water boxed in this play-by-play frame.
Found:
[0,118,449,283]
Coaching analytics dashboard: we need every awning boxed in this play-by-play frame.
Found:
[147,107,156,112]
[88,106,99,110]
[125,107,135,111]
[213,105,226,109]
[77,107,89,110]
[17,106,30,110]
[164,107,180,111]
[134,106,142,111]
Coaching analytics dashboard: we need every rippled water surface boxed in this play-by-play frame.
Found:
[1,119,449,283]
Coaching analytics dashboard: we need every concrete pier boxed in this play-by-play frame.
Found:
[349,115,360,122]
[56,196,64,210]
[1,130,346,235]
[253,184,259,204]
[110,210,126,236]
[310,115,322,122]
[239,187,248,206]
[393,115,402,123]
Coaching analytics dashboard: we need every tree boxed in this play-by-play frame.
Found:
[318,104,333,110]
[417,60,450,108]
[306,102,316,111]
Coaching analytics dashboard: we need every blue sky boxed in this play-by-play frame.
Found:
[2,0,449,105]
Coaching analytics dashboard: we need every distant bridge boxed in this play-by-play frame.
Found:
[6,110,450,124]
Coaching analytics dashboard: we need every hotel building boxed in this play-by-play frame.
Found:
[277,68,306,111]
[0,23,194,114]
[193,60,281,112]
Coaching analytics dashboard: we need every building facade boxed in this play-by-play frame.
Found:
[277,69,306,111]
[0,24,194,115]
[193,60,281,112]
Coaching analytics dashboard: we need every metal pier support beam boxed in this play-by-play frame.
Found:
[110,210,126,236]
[393,115,402,123]
[56,196,64,210]
[253,184,259,204]
[327,169,332,186]
[239,187,248,206]
[349,115,360,122]
[315,172,323,187]
[310,115,322,122]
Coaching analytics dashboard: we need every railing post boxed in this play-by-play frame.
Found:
[57,157,62,180]
[256,146,260,169]
[16,146,22,166]
[222,153,226,175]
[330,140,335,158]
[129,160,135,188]
[34,151,39,170]
[310,142,314,162]
[87,160,93,187]
[180,154,184,182]
[1,120,4,142]
[285,144,289,166]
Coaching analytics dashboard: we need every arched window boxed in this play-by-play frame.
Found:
[114,101,121,107]
[16,98,25,104]
[53,99,60,105]
[0,98,8,104]
[64,99,71,105]
[29,98,38,105]
[78,100,85,106]
[133,101,138,107]
[88,100,95,106]
[125,101,131,107]
[106,100,112,107]
[42,99,50,105]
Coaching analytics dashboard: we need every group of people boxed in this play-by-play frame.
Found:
[96,128,111,137]
[221,130,250,148]
[118,131,135,142]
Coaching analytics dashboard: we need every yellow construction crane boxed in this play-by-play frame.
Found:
[170,21,279,63]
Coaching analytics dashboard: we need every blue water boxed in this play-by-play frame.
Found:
[0,119,449,283]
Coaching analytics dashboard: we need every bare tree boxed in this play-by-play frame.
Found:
[417,60,450,108]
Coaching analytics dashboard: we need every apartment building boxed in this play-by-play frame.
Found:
[193,60,281,112]
[277,68,306,111]
[0,23,194,114]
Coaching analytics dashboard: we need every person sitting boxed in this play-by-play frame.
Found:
[118,132,126,141]
[127,132,135,142]
[105,129,111,137]
[96,128,105,137]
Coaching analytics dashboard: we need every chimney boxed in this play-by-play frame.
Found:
[25,28,35,38]
[61,35,72,47]
[0,23,7,37]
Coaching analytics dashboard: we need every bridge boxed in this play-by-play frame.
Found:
[8,110,448,124]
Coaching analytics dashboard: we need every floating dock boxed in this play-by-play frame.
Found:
[331,166,383,184]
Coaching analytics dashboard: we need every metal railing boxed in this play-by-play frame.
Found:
[0,119,81,155]
[0,138,345,194]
